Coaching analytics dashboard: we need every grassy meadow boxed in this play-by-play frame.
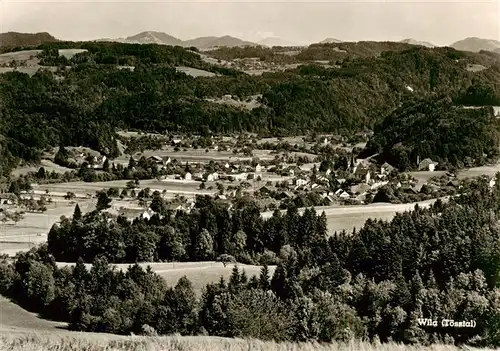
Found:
[0,332,487,351]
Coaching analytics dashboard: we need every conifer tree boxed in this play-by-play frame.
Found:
[73,203,82,221]
[259,264,270,291]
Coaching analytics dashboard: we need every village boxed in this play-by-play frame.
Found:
[2,130,493,258]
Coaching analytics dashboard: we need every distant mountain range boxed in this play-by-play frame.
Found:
[96,31,257,49]
[450,37,500,53]
[1,31,500,54]
[257,37,303,47]
[399,38,435,48]
[182,35,257,49]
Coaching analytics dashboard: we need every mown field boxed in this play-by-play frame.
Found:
[35,179,214,198]
[0,198,95,255]
[262,199,439,235]
[0,331,489,351]
[1,193,440,256]
[11,160,73,177]
[113,147,277,164]
[55,261,276,293]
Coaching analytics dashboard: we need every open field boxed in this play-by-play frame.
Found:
[408,161,500,183]
[114,147,277,164]
[0,49,88,76]
[11,159,73,177]
[262,199,439,235]
[0,296,66,333]
[55,261,276,293]
[176,66,216,77]
[457,164,500,179]
[0,49,42,63]
[0,66,58,76]
[35,179,215,199]
[0,49,87,64]
[0,199,95,255]
[0,331,487,351]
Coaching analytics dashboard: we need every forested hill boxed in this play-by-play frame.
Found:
[1,41,500,175]
[0,32,59,50]
[363,97,500,170]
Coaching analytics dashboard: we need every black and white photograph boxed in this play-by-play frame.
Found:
[0,0,499,350]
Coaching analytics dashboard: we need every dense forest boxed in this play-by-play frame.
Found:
[1,41,500,176]
[1,174,500,346]
[363,97,500,170]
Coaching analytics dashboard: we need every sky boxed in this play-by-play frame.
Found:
[1,0,499,46]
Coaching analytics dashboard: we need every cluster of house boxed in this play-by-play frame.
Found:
[254,156,440,205]
[148,156,268,183]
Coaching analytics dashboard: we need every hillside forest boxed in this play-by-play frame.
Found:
[1,42,500,176]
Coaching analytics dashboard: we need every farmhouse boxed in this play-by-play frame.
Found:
[148,155,163,164]
[493,106,500,118]
[380,162,396,175]
[141,208,156,220]
[354,165,371,184]
[184,172,192,181]
[206,172,219,182]
[350,183,371,195]
[0,193,18,205]
[490,177,496,188]
[259,186,272,195]
[295,178,309,186]
[418,158,439,172]
[336,190,350,199]
[276,191,294,200]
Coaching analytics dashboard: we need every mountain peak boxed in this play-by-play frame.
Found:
[319,38,343,44]
[257,37,301,47]
[400,38,435,48]
[124,31,183,46]
[450,37,500,53]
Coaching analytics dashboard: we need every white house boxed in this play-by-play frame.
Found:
[184,172,192,181]
[141,208,155,220]
[235,173,248,181]
[296,178,308,186]
[338,191,350,199]
[206,172,219,182]
[255,164,262,173]
[371,181,389,190]
[490,177,496,188]
[493,106,500,118]
[418,158,439,172]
